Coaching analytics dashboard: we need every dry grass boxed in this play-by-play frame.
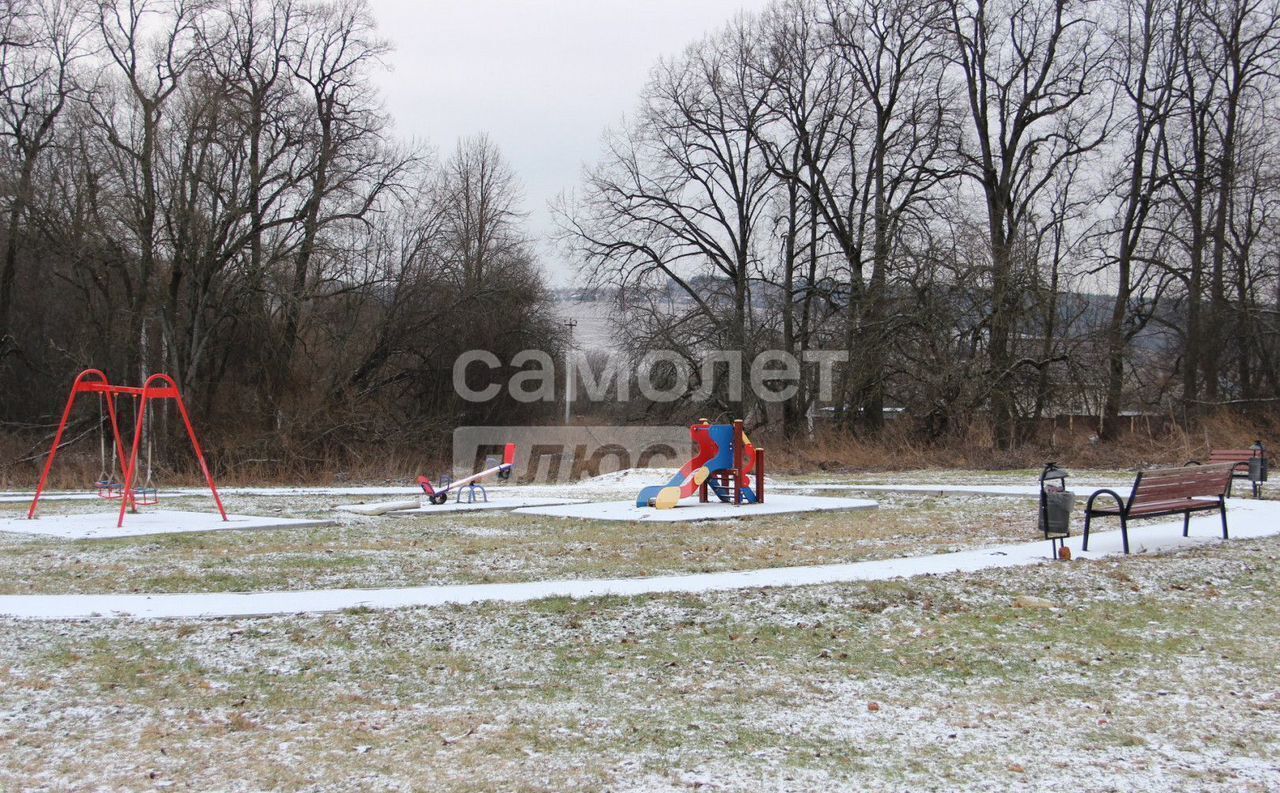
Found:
[4,408,1276,488]
[765,409,1279,475]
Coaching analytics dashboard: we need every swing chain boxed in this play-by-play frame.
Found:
[135,397,159,506]
[94,393,123,499]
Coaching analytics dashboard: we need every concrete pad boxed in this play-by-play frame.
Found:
[513,494,879,522]
[389,497,586,515]
[0,510,329,540]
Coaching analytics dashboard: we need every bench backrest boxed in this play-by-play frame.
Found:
[1207,449,1264,464]
[1130,464,1235,509]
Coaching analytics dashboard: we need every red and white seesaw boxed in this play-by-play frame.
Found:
[417,444,516,505]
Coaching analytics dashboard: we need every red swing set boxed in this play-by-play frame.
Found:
[27,369,228,528]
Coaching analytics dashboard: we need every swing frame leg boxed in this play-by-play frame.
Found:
[117,374,227,528]
[28,370,133,519]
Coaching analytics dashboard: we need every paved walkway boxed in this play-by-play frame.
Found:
[1,491,1273,621]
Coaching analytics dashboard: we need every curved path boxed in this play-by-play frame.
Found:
[1,493,1276,621]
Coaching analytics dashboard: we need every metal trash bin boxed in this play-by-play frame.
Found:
[1040,488,1075,537]
[1247,441,1267,498]
[1039,463,1074,559]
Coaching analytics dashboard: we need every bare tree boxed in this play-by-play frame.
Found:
[1099,0,1183,437]
[272,0,411,419]
[1161,0,1280,408]
[1199,0,1280,401]
[561,18,775,418]
[0,0,88,360]
[755,0,844,437]
[90,0,206,379]
[439,133,526,290]
[946,0,1110,448]
[820,0,954,432]
[0,0,564,473]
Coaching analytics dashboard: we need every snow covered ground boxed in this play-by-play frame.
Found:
[389,497,586,515]
[0,466,1136,504]
[789,482,1134,498]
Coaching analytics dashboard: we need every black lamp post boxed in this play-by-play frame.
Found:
[1039,462,1074,559]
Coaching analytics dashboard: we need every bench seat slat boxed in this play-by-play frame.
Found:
[1125,499,1221,516]
[1088,498,1219,516]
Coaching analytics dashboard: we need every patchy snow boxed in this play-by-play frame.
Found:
[513,494,878,522]
[387,497,586,515]
[779,482,1135,499]
[0,510,329,540]
[333,499,422,515]
[1,495,1274,620]
[334,495,586,517]
[2,540,1276,791]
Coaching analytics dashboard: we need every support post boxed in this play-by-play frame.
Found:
[757,448,765,504]
[116,389,148,528]
[733,419,744,506]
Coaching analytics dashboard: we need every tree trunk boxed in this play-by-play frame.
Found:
[0,153,35,355]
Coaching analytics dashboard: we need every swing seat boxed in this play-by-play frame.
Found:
[95,479,124,500]
[134,486,159,506]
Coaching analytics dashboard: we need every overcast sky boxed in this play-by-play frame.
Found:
[365,0,772,285]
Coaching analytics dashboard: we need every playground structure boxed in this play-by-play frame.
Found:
[27,369,227,528]
[636,419,764,509]
[418,443,517,505]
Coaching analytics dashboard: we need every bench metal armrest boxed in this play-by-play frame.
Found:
[1085,488,1126,515]
[1184,459,1202,466]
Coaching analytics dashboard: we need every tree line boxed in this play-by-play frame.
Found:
[559,0,1280,447]
[0,0,561,472]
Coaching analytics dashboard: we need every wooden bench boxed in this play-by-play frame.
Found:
[1186,447,1268,498]
[1083,464,1235,555]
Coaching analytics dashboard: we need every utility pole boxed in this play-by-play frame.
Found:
[564,318,577,424]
